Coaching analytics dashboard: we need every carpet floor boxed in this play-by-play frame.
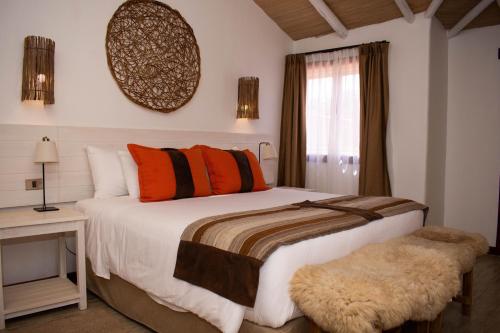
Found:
[2,255,499,333]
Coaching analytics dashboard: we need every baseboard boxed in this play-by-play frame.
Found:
[489,247,499,256]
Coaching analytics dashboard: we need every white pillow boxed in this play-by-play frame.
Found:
[86,146,128,199]
[118,150,140,199]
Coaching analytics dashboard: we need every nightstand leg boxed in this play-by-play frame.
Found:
[58,233,67,278]
[0,241,5,329]
[76,223,87,310]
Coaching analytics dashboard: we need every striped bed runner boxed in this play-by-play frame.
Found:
[173,195,428,307]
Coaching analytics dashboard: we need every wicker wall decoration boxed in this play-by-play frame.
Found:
[106,0,201,113]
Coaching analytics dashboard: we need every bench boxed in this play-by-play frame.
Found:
[290,226,488,333]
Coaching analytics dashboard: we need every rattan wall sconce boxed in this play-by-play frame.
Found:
[21,36,55,105]
[236,77,259,119]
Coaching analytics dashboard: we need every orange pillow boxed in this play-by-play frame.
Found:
[193,145,269,195]
[127,144,211,202]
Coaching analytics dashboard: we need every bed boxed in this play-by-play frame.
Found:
[76,187,424,333]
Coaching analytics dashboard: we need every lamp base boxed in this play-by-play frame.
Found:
[34,206,59,212]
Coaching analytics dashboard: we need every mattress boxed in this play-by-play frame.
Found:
[76,188,423,333]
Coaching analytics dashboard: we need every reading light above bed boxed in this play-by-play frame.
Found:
[236,77,259,119]
[258,142,277,163]
[21,36,55,105]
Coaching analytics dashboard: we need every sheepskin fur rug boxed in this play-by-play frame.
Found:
[390,226,489,273]
[290,244,460,333]
[414,227,489,259]
[289,226,488,333]
[411,226,489,256]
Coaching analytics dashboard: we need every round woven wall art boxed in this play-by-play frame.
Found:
[106,0,201,113]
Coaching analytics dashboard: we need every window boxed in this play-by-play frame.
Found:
[305,49,360,194]
[305,53,360,163]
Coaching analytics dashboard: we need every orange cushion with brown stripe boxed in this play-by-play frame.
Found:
[127,144,211,202]
[193,145,269,195]
[243,150,268,191]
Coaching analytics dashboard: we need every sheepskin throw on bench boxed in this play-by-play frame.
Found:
[290,226,489,333]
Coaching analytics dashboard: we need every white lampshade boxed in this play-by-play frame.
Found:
[261,143,277,160]
[34,137,58,163]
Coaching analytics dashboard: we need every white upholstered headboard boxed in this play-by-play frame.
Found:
[0,124,275,208]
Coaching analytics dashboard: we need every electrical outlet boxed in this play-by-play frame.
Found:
[25,178,43,190]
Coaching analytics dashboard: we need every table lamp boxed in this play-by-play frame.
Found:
[33,136,59,212]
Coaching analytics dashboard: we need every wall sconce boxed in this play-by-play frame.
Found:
[258,142,277,163]
[236,77,259,119]
[22,36,55,105]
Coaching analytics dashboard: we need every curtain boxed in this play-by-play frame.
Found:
[358,42,392,196]
[277,54,307,187]
[305,48,360,194]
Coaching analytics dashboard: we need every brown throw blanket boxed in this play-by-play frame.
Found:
[173,195,428,307]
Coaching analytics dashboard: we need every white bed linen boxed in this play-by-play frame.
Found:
[76,188,423,333]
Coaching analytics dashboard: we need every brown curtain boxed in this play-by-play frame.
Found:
[358,42,392,196]
[278,54,307,187]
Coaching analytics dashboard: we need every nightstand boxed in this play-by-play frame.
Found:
[0,207,87,329]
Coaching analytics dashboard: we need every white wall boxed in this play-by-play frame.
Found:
[294,14,432,203]
[444,25,500,245]
[0,0,292,284]
[0,0,291,145]
[425,18,448,226]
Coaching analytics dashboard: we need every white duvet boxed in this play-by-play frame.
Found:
[76,188,423,333]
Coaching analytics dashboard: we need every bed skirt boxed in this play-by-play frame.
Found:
[86,259,309,333]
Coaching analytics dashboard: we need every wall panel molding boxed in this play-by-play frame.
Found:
[0,124,273,208]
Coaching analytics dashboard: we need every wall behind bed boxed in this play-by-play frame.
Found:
[0,0,291,285]
[0,0,291,143]
[0,124,274,208]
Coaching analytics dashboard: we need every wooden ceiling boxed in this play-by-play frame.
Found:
[254,0,500,40]
[437,0,500,29]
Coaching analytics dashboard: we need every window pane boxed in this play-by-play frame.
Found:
[337,74,360,157]
[306,77,332,156]
[306,69,360,159]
